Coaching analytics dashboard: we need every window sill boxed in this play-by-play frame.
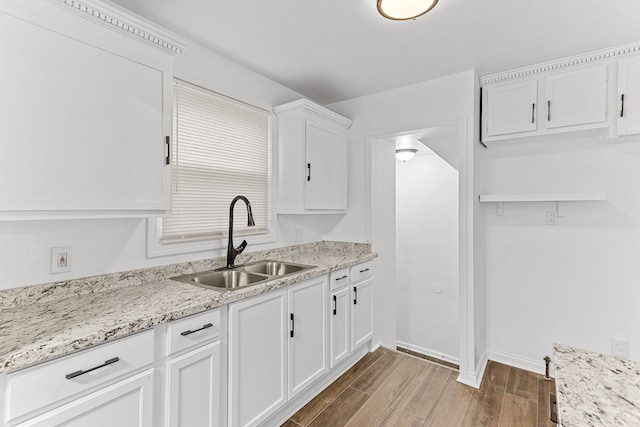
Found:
[146,218,277,258]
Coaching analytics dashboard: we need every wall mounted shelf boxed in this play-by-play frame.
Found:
[479,192,606,216]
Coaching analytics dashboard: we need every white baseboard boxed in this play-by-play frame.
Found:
[487,349,555,377]
[396,340,460,366]
[457,355,487,389]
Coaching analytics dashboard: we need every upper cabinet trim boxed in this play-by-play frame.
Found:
[480,40,640,85]
[44,0,190,55]
[274,99,353,129]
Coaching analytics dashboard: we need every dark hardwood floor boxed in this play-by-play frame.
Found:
[283,347,556,427]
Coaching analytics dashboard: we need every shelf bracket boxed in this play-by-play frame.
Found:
[497,202,504,216]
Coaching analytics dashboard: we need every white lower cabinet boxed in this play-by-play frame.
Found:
[166,342,221,427]
[228,289,288,427]
[16,370,154,427]
[228,276,328,427]
[330,286,351,367]
[351,277,374,352]
[288,277,329,398]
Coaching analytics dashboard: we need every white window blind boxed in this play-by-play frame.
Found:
[162,80,270,242]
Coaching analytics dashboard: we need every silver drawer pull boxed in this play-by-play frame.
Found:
[65,357,119,379]
[359,268,370,273]
[335,275,348,281]
[181,323,213,336]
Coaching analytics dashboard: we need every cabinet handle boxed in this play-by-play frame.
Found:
[290,313,295,338]
[547,100,551,121]
[621,94,625,118]
[359,268,370,273]
[336,275,348,281]
[307,163,311,182]
[531,103,535,124]
[180,323,213,336]
[165,136,171,165]
[333,295,337,315]
[353,286,358,305]
[65,357,120,379]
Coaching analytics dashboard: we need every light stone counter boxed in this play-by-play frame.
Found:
[553,343,640,426]
[0,241,376,374]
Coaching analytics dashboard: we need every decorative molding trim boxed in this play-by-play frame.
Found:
[44,0,189,55]
[487,349,554,377]
[480,40,640,85]
[273,98,353,128]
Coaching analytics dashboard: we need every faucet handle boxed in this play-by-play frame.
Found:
[236,240,248,255]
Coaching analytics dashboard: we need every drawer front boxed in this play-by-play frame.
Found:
[5,330,154,423]
[167,309,221,356]
[329,268,350,290]
[350,261,374,283]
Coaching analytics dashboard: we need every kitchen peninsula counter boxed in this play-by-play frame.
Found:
[553,343,640,426]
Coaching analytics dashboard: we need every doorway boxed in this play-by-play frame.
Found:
[393,126,460,366]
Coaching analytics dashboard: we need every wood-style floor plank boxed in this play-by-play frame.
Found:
[498,394,538,427]
[285,348,557,427]
[291,350,384,425]
[423,370,474,426]
[460,361,511,427]
[506,366,539,401]
[537,377,557,427]
[306,387,369,427]
[346,357,424,426]
[350,351,402,395]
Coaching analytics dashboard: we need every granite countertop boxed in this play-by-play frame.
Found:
[0,241,376,374]
[553,343,640,426]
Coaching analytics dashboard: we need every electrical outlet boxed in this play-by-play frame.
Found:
[611,338,629,359]
[51,246,72,273]
[546,211,559,225]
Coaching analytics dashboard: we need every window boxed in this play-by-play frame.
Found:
[147,80,273,256]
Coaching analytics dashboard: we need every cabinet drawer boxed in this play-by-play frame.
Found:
[5,330,154,423]
[167,309,221,356]
[350,261,374,283]
[329,268,350,290]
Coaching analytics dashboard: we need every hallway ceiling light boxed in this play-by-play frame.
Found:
[396,148,418,162]
[377,0,438,20]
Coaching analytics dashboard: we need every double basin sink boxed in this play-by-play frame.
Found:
[171,260,316,292]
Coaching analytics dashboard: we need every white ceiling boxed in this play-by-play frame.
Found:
[111,0,640,105]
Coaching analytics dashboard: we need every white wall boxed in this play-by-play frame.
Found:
[0,41,320,290]
[485,132,640,371]
[396,152,459,363]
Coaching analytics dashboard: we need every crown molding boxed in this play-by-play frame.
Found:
[273,99,353,128]
[44,0,190,56]
[480,40,640,85]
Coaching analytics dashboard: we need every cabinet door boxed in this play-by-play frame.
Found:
[16,370,154,427]
[486,80,538,137]
[228,290,287,427]
[305,120,348,211]
[330,287,351,368]
[618,56,640,136]
[0,6,171,218]
[545,65,607,129]
[351,278,374,351]
[166,342,221,427]
[288,277,329,398]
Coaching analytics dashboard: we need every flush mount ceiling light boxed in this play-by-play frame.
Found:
[377,0,438,20]
[396,148,418,162]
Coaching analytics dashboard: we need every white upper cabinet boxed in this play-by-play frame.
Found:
[617,56,640,136]
[544,65,607,129]
[274,99,352,214]
[0,0,187,220]
[486,80,538,137]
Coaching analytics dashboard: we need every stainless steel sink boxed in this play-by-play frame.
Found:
[171,260,315,292]
[243,261,308,276]
[191,270,267,289]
